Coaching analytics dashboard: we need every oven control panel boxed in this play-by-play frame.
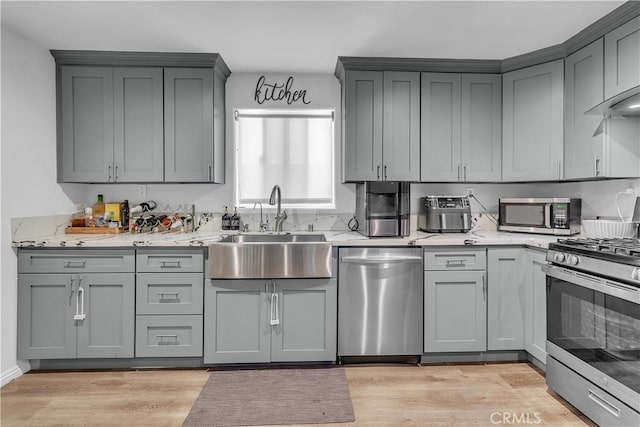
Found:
[553,252,580,266]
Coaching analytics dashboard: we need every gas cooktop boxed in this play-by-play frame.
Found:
[552,238,640,259]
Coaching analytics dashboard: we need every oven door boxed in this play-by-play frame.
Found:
[544,264,640,409]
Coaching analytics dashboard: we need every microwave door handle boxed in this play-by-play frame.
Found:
[544,204,552,228]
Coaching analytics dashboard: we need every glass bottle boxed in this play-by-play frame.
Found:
[222,206,231,230]
[231,207,240,231]
[92,194,105,224]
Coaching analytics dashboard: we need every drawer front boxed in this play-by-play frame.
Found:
[18,249,135,273]
[136,273,203,315]
[135,315,203,357]
[424,248,486,270]
[136,250,204,273]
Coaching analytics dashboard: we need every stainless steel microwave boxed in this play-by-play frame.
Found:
[498,198,581,235]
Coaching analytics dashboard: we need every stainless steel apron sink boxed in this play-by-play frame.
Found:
[208,233,332,279]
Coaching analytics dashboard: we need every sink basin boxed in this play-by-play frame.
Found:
[208,233,332,279]
[218,233,327,243]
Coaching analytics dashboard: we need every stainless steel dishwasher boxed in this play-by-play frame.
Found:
[338,247,423,359]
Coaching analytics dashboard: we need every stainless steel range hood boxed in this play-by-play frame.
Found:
[585,85,640,117]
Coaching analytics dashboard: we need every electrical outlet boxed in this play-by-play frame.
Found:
[466,188,474,196]
[137,185,147,198]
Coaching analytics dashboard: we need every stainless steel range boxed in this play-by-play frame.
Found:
[544,238,640,426]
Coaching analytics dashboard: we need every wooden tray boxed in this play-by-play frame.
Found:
[65,226,126,234]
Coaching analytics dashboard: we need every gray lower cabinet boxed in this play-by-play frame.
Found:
[204,278,337,364]
[424,249,487,353]
[18,271,135,359]
[487,248,525,350]
[524,249,547,364]
[502,60,564,181]
[59,66,164,183]
[421,73,501,182]
[135,249,204,357]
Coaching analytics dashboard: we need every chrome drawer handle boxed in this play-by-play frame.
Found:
[158,291,180,300]
[160,260,182,268]
[446,259,466,266]
[588,390,620,418]
[64,260,87,268]
[157,334,179,345]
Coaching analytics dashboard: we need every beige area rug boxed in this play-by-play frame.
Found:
[183,367,355,426]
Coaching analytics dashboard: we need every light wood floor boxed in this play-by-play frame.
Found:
[1,362,595,426]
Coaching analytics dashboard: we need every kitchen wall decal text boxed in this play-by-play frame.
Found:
[254,76,311,105]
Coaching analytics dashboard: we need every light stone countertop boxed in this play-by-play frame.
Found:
[12,227,567,250]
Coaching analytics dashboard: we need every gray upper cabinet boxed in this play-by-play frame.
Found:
[59,66,114,183]
[343,70,419,182]
[502,60,564,181]
[604,16,640,99]
[421,73,501,182]
[564,39,605,180]
[114,68,164,182]
[53,51,230,184]
[344,71,383,182]
[60,66,163,183]
[382,72,420,181]
[164,68,218,182]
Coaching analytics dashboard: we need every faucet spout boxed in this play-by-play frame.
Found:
[269,185,287,232]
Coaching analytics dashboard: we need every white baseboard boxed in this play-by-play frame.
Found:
[1,365,24,387]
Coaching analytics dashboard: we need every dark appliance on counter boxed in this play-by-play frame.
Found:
[418,196,472,233]
[545,238,640,426]
[355,181,410,237]
[498,197,581,235]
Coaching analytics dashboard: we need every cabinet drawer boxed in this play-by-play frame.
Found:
[136,273,203,315]
[135,315,202,357]
[18,249,135,273]
[136,249,204,272]
[424,248,486,270]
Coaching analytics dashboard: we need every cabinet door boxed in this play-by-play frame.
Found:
[383,72,420,181]
[59,66,114,183]
[344,71,383,182]
[604,16,640,99]
[424,270,486,352]
[164,68,214,182]
[204,279,270,364]
[75,273,135,358]
[420,73,461,182]
[502,60,564,181]
[525,249,547,364]
[113,67,164,182]
[461,74,502,182]
[271,278,337,362]
[17,274,76,359]
[564,39,606,180]
[487,249,525,350]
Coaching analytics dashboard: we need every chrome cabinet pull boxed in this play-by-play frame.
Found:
[108,164,112,181]
[377,165,380,180]
[158,291,179,300]
[482,274,486,302]
[463,165,467,181]
[208,165,212,181]
[160,260,182,268]
[446,259,465,266]
[594,156,601,177]
[115,164,119,181]
[69,276,75,303]
[384,165,387,180]
[74,284,86,321]
[64,260,87,269]
[269,281,280,326]
[457,165,461,181]
[157,334,179,345]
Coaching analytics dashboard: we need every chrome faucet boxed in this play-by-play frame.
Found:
[269,185,287,232]
[253,201,269,232]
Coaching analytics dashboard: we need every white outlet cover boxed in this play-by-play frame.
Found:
[137,185,147,198]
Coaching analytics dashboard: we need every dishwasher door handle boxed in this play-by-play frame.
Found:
[341,256,423,264]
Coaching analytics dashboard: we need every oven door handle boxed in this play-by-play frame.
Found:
[543,264,640,304]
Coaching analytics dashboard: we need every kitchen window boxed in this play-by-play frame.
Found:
[234,109,335,209]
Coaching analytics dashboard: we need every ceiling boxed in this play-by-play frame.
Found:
[1,1,626,73]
